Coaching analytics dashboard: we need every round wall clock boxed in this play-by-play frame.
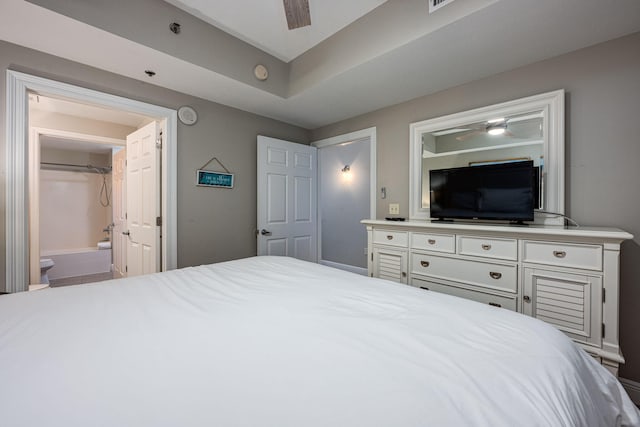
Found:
[178,105,198,125]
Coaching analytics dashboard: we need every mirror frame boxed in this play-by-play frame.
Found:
[409,90,565,222]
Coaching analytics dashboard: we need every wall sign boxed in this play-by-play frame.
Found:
[196,170,234,188]
[196,156,234,189]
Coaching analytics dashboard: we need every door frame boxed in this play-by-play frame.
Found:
[311,127,376,271]
[28,127,125,285]
[5,70,178,292]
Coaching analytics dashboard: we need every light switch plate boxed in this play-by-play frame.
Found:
[389,203,400,215]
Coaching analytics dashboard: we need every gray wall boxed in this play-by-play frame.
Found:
[311,32,640,381]
[319,139,370,269]
[0,40,309,291]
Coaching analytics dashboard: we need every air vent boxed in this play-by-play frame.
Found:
[429,0,455,13]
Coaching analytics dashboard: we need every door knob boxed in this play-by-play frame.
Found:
[260,229,272,236]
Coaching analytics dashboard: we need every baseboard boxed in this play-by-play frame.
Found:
[319,260,367,276]
[620,378,640,405]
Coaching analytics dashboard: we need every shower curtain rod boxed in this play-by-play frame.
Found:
[40,162,112,173]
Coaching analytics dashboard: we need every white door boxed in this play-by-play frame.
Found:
[125,121,160,277]
[112,148,127,279]
[257,136,317,262]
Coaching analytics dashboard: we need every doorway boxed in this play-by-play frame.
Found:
[312,128,376,275]
[6,70,178,293]
[29,125,124,287]
[28,95,163,287]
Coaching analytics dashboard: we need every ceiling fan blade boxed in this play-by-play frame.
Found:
[283,0,311,30]
[456,130,483,141]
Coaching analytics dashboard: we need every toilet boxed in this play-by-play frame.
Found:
[40,258,55,284]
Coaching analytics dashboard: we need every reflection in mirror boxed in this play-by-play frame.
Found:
[409,90,564,223]
[421,110,544,209]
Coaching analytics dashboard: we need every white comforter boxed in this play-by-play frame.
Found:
[0,256,638,427]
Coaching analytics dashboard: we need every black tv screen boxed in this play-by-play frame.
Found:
[429,161,538,222]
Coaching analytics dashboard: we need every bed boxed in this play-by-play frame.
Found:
[0,256,638,426]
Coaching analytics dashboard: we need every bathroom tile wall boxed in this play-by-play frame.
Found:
[39,152,112,253]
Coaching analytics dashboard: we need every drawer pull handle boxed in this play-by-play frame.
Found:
[488,302,502,308]
[523,295,531,303]
[420,261,430,267]
[428,239,436,245]
[482,244,492,250]
[386,235,393,240]
[553,250,566,258]
[420,286,430,291]
[489,272,502,280]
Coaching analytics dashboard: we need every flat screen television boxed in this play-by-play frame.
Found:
[429,161,539,222]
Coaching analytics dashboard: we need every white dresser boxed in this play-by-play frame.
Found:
[363,219,633,375]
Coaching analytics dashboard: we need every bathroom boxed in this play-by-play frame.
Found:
[38,139,118,286]
[29,94,151,286]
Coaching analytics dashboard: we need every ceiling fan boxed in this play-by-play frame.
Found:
[451,122,510,141]
[283,0,311,30]
[454,119,512,141]
[452,112,544,141]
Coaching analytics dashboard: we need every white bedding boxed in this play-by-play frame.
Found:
[0,256,638,427]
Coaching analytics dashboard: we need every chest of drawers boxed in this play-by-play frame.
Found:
[363,220,632,376]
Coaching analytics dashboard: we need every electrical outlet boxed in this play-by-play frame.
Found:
[389,203,400,215]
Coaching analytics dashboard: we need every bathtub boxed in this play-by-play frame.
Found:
[42,247,112,280]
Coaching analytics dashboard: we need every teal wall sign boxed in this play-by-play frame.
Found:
[196,170,234,188]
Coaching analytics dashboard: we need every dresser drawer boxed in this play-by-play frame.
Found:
[522,241,603,271]
[411,277,517,311]
[411,253,517,293]
[411,232,455,253]
[458,236,517,261]
[373,230,408,248]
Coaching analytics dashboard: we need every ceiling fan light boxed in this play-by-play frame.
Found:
[488,127,506,136]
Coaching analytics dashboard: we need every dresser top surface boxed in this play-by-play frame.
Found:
[362,219,633,242]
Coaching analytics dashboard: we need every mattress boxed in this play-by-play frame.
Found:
[0,256,638,427]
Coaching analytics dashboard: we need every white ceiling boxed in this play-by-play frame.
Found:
[163,0,388,62]
[3,0,640,129]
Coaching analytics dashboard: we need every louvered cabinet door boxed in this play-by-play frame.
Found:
[523,267,602,347]
[372,246,408,284]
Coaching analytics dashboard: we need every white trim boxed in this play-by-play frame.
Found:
[32,128,126,147]
[312,127,377,264]
[319,259,367,276]
[409,90,565,222]
[620,378,640,405]
[5,70,178,293]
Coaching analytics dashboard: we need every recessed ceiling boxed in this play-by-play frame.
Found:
[163,0,388,62]
[4,0,640,129]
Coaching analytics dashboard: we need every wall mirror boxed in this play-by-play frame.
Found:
[409,90,565,224]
